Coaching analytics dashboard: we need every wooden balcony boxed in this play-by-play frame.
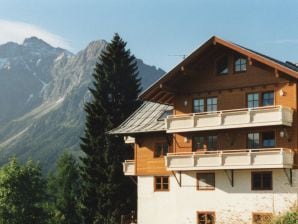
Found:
[123,160,136,176]
[165,148,294,171]
[165,105,293,133]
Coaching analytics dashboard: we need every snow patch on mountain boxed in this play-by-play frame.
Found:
[0,58,10,70]
[0,126,31,148]
[36,58,42,66]
[26,94,34,104]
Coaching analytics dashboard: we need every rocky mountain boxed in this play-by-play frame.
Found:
[0,37,165,171]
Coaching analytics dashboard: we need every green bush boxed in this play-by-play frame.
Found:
[274,207,298,224]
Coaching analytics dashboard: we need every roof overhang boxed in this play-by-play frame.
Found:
[139,36,298,105]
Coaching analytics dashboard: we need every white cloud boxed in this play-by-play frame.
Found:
[0,19,71,49]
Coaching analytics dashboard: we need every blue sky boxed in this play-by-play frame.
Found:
[0,0,298,71]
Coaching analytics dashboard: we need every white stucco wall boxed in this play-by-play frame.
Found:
[138,169,298,224]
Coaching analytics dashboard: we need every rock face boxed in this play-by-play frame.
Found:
[0,37,165,171]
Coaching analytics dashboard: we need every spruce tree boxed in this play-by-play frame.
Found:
[80,33,141,223]
[48,152,81,224]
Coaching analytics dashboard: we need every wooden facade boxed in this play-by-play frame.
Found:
[131,36,298,176]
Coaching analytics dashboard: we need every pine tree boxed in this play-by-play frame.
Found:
[80,33,141,223]
[48,152,81,224]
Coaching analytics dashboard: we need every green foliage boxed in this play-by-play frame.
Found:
[48,153,82,224]
[80,33,141,223]
[274,207,298,224]
[0,157,49,224]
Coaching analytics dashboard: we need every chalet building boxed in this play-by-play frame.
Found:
[110,36,298,224]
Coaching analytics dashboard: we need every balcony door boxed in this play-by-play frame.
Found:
[247,131,275,149]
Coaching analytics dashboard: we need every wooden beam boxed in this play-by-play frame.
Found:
[151,91,165,101]
[275,69,280,78]
[158,92,172,102]
[159,85,175,93]
[164,95,174,105]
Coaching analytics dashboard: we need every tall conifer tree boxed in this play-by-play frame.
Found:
[80,33,141,223]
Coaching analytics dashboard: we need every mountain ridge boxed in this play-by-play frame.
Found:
[0,37,165,171]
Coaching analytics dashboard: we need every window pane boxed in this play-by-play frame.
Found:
[217,57,228,75]
[193,136,205,151]
[207,136,217,150]
[262,173,272,190]
[262,92,274,106]
[155,143,168,157]
[235,56,247,72]
[155,183,162,190]
[162,177,169,190]
[207,97,217,112]
[206,214,214,223]
[252,173,262,189]
[198,214,206,224]
[194,99,205,113]
[252,172,272,190]
[155,176,169,191]
[263,132,275,148]
[198,213,215,224]
[248,133,260,149]
[247,93,259,108]
[155,177,161,184]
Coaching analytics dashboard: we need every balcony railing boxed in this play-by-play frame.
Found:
[165,105,293,133]
[123,160,136,176]
[165,148,294,171]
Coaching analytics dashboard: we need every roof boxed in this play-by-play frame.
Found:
[233,42,298,72]
[139,36,298,104]
[109,101,173,135]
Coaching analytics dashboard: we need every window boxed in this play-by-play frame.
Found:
[193,136,205,151]
[234,56,247,72]
[247,93,259,108]
[262,92,274,106]
[154,143,168,157]
[193,99,205,113]
[252,171,272,190]
[197,212,215,224]
[247,92,275,108]
[247,132,275,149]
[154,176,169,191]
[216,57,228,75]
[197,173,215,190]
[247,133,260,149]
[262,131,275,148]
[207,136,217,150]
[193,135,218,151]
[193,97,218,113]
[207,97,217,112]
[252,213,273,224]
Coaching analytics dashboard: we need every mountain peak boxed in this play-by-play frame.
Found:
[78,39,107,60]
[23,36,53,49]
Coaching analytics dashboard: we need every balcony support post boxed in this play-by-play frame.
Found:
[283,168,293,186]
[224,170,234,187]
[172,171,182,187]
